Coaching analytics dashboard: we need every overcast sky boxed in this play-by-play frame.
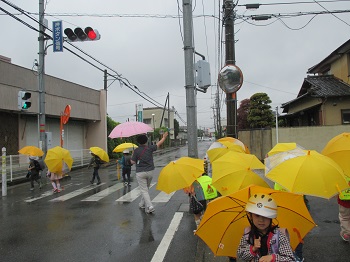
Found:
[1,0,349,130]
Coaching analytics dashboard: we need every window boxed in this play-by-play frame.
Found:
[341,109,350,124]
[143,118,151,124]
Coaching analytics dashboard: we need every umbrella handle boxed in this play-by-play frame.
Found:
[336,184,344,198]
[292,228,303,243]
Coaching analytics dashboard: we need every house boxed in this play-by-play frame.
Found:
[281,39,350,126]
[142,107,175,140]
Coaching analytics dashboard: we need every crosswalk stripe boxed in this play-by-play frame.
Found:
[24,183,74,203]
[82,183,124,201]
[116,182,156,203]
[50,183,106,202]
[151,212,184,262]
[152,191,175,203]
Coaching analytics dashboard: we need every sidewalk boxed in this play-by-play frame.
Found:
[195,239,231,262]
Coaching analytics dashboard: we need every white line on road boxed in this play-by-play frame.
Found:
[81,183,124,201]
[24,183,74,203]
[115,182,156,203]
[150,212,184,262]
[152,191,175,203]
[50,183,106,202]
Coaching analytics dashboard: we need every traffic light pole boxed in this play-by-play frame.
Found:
[38,0,47,153]
[224,0,237,138]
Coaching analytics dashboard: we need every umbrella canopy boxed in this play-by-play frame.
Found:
[265,150,349,199]
[207,146,245,164]
[90,147,109,162]
[18,146,44,157]
[217,137,249,153]
[211,151,269,196]
[108,121,153,138]
[194,185,316,258]
[156,157,204,194]
[44,146,73,175]
[322,132,350,177]
[267,142,305,157]
[113,143,138,153]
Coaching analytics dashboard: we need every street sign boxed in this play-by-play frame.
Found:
[136,104,143,122]
[53,21,63,52]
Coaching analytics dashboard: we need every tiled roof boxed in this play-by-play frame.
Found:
[300,75,350,97]
[282,75,350,108]
[308,39,350,74]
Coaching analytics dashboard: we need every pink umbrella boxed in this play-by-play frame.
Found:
[108,121,153,138]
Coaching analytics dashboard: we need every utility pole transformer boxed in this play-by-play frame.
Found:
[224,0,237,138]
[182,0,198,158]
[38,0,47,152]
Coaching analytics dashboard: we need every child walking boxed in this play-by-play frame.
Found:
[237,193,295,262]
[47,170,62,193]
[119,150,132,186]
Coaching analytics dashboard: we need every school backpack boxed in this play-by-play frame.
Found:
[123,155,132,167]
[95,156,102,167]
[33,160,43,171]
[244,227,303,262]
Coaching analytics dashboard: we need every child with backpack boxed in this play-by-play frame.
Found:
[88,153,102,185]
[28,156,42,191]
[118,150,133,186]
[237,193,296,262]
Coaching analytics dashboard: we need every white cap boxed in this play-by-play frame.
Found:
[123,149,129,154]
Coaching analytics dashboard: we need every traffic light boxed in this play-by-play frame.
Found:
[64,27,100,42]
[18,91,32,110]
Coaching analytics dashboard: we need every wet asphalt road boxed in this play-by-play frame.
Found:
[1,142,349,262]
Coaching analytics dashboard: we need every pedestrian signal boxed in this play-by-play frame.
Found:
[18,91,32,110]
[64,27,100,42]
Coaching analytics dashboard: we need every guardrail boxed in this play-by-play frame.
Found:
[0,149,91,183]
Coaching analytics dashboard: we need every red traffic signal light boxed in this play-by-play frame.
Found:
[64,27,100,42]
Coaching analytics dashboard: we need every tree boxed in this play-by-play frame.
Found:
[107,116,121,158]
[174,119,179,139]
[247,93,274,128]
[237,98,250,130]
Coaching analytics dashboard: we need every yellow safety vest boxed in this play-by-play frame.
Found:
[196,176,218,200]
[339,176,350,200]
[274,183,287,192]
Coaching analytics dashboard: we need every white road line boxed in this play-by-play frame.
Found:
[152,191,175,203]
[150,212,184,262]
[82,183,124,201]
[24,183,74,203]
[116,182,156,203]
[50,183,106,202]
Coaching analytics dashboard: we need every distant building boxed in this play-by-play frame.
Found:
[281,39,350,126]
[0,57,107,155]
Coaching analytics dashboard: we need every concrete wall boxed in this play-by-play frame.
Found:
[239,125,350,160]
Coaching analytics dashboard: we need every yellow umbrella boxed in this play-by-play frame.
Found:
[113,143,138,153]
[265,150,349,199]
[18,146,44,157]
[156,157,204,194]
[207,146,245,164]
[194,185,316,258]
[322,132,350,177]
[267,142,305,157]
[211,151,270,196]
[90,147,109,162]
[44,146,73,175]
[217,137,250,153]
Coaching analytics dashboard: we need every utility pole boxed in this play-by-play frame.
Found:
[38,0,47,152]
[224,0,237,138]
[182,0,198,158]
